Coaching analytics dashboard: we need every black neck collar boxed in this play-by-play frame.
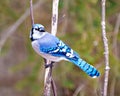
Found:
[30,37,37,41]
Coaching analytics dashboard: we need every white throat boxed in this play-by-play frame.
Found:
[30,29,47,40]
[33,30,42,39]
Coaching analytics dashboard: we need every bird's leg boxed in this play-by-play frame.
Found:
[45,62,54,68]
[44,58,55,68]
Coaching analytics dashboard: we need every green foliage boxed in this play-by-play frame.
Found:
[62,79,74,89]
[59,0,64,9]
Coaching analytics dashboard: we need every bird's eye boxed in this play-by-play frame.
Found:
[35,28,38,30]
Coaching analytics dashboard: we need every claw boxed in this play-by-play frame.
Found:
[45,61,54,68]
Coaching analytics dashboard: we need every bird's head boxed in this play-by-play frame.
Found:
[30,24,45,41]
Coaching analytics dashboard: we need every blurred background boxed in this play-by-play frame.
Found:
[0,0,120,96]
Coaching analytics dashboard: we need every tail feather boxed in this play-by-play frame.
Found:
[69,57,100,78]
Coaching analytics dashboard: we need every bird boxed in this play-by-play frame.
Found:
[30,24,100,78]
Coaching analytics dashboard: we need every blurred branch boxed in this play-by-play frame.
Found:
[0,0,44,52]
[73,84,86,96]
[110,13,120,96]
[112,13,120,59]
[61,0,68,35]
[44,0,59,96]
[110,78,116,96]
[101,0,110,96]
[30,0,34,25]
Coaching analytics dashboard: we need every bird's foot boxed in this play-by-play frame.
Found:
[45,61,54,68]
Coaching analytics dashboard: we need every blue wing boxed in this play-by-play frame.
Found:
[38,33,79,58]
[38,33,100,78]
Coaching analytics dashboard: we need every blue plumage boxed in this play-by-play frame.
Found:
[30,24,100,78]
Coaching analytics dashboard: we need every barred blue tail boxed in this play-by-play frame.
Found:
[69,57,100,78]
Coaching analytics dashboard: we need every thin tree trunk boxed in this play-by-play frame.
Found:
[44,60,53,96]
[101,0,110,96]
[44,0,59,96]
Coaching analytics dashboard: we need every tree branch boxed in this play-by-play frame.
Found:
[0,0,44,52]
[112,13,120,59]
[110,78,116,96]
[44,60,53,96]
[51,77,57,96]
[73,84,86,96]
[101,0,110,96]
[51,0,59,36]
[44,0,59,96]
[30,0,34,25]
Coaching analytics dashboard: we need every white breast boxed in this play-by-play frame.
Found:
[31,41,67,62]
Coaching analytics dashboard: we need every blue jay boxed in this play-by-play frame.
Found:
[30,24,100,78]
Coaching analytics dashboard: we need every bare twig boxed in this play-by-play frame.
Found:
[61,0,68,35]
[44,0,59,96]
[110,78,116,96]
[43,0,59,96]
[110,13,120,96]
[51,0,59,36]
[112,13,120,59]
[30,0,34,25]
[51,77,57,96]
[0,0,44,51]
[44,60,53,96]
[101,0,110,96]
[73,84,85,96]
[51,0,59,95]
